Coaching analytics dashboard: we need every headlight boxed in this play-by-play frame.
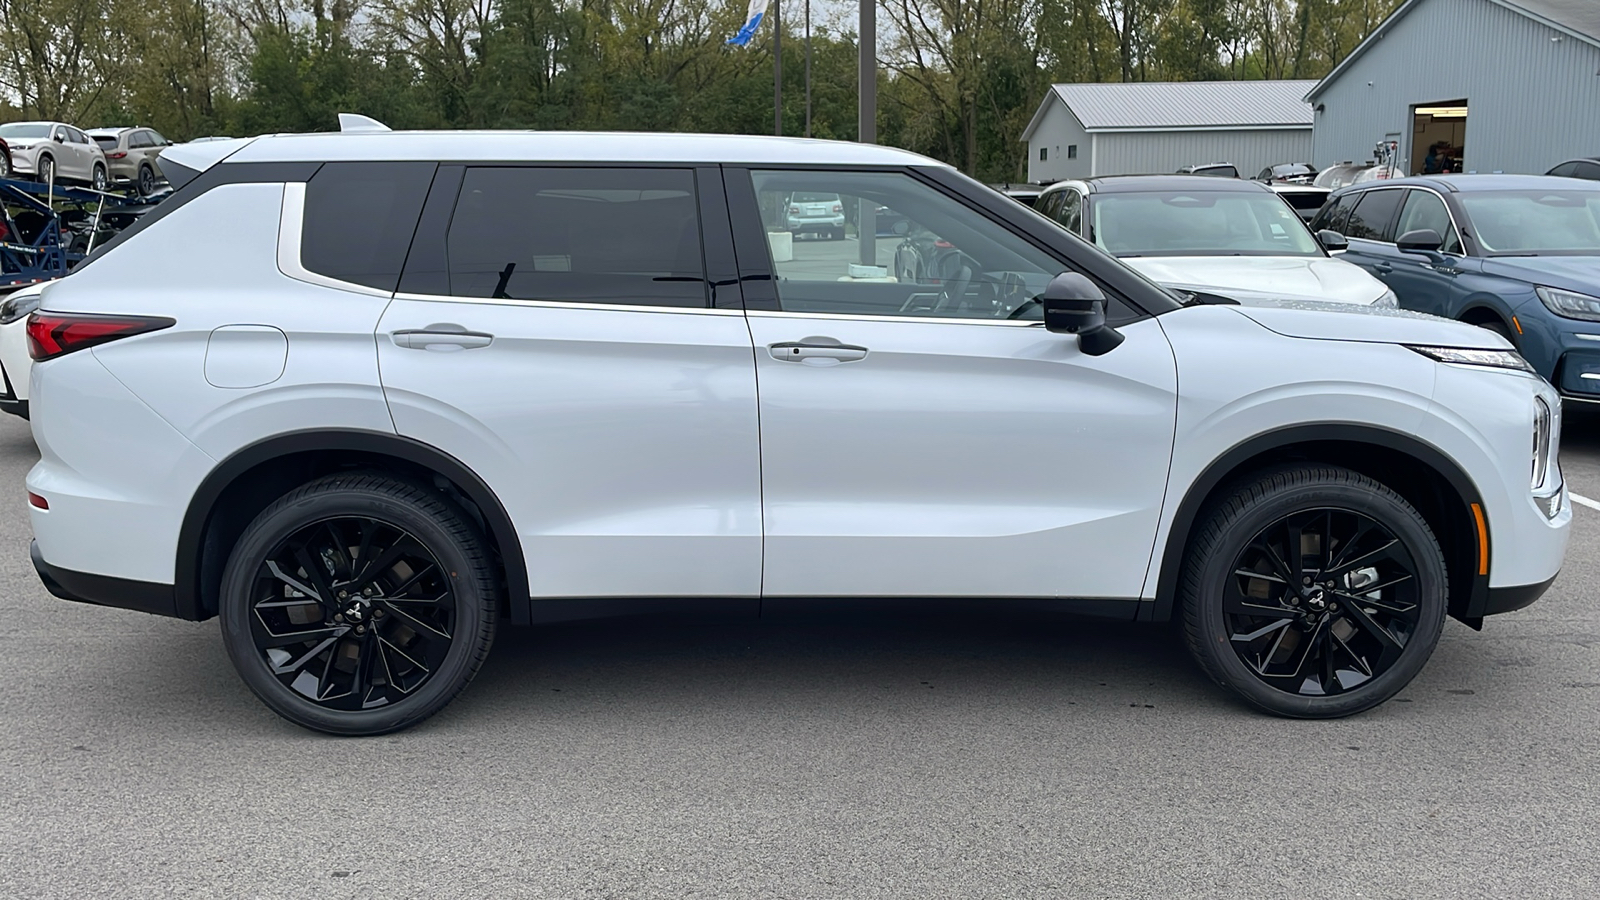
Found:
[0,292,40,325]
[1372,289,1399,308]
[1536,286,1600,322]
[1407,345,1535,373]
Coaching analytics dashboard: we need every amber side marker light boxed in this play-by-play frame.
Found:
[1511,316,1524,335]
[27,492,48,510]
[1470,502,1489,576]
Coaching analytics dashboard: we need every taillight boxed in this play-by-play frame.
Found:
[106,151,127,159]
[789,205,801,214]
[27,312,174,361]
[831,204,842,213]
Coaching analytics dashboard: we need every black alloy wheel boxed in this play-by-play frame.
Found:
[221,474,499,735]
[138,165,156,197]
[91,164,108,192]
[1182,466,1446,718]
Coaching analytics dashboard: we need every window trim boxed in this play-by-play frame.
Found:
[278,182,398,298]
[394,162,723,312]
[1396,186,1466,256]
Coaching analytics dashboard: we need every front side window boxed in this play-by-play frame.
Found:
[749,169,1068,320]
[1343,189,1403,241]
[1458,189,1600,255]
[302,161,436,292]
[1395,190,1462,254]
[446,167,706,307]
[1309,193,1352,233]
[1091,190,1319,257]
[1055,190,1083,234]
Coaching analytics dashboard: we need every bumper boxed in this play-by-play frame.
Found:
[10,155,35,176]
[786,216,845,233]
[1483,573,1557,616]
[31,539,178,617]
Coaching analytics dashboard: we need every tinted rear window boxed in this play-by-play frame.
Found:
[302,161,436,292]
[92,135,120,150]
[445,167,706,307]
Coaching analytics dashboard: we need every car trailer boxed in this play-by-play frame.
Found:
[0,177,144,293]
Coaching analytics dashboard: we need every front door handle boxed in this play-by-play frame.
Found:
[393,326,493,351]
[769,340,868,363]
[1373,262,1393,274]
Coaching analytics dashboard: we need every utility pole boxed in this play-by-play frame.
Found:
[774,0,782,136]
[857,0,876,266]
[804,0,812,138]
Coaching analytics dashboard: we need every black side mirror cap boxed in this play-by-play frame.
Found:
[1397,228,1444,254]
[1316,229,1348,251]
[1040,272,1125,356]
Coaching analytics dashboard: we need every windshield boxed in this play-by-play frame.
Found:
[0,123,50,139]
[1459,190,1600,254]
[1091,191,1321,257]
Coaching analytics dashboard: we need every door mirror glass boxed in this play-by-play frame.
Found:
[1041,272,1124,356]
[1316,229,1348,251]
[1397,228,1443,253]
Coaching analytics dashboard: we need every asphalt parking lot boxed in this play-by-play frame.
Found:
[2,410,1599,899]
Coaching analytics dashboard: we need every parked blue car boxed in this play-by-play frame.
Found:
[1310,175,1600,404]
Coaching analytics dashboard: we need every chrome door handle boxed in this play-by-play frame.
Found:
[769,341,868,363]
[393,328,493,351]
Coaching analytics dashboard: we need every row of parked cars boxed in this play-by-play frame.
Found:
[0,121,171,196]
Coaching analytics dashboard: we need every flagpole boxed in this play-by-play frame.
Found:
[857,0,876,266]
[804,0,812,138]
[774,0,782,136]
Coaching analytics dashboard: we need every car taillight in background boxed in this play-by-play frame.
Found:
[789,205,801,214]
[106,151,127,159]
[26,312,175,361]
[832,204,842,213]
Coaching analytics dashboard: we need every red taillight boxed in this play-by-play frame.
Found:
[27,312,174,361]
[789,205,801,214]
[831,204,842,213]
[27,492,48,510]
[106,151,127,159]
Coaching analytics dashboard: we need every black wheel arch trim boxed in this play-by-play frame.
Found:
[1142,423,1493,626]
[174,430,529,625]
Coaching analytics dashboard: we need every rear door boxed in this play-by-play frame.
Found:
[378,164,763,600]
[729,167,1178,600]
[1337,188,1406,282]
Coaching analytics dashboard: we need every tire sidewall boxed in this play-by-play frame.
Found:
[1191,479,1447,718]
[220,484,492,735]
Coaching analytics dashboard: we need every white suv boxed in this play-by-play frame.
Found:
[25,127,1569,735]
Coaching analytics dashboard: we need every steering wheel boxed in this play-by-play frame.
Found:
[931,264,972,315]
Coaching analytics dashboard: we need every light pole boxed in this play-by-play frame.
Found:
[857,0,876,265]
[773,0,782,135]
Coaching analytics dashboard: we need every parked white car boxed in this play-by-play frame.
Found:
[0,285,41,418]
[1035,175,1396,307]
[0,122,110,190]
[24,125,1567,736]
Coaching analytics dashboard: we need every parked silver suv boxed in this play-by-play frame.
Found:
[87,127,170,196]
[0,122,108,189]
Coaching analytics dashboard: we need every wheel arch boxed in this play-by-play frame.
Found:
[1147,424,1490,628]
[175,430,529,625]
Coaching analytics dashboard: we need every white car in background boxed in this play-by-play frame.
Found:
[1034,175,1397,308]
[0,285,42,418]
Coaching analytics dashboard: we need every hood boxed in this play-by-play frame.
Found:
[1228,303,1513,348]
[1481,255,1600,292]
[1123,255,1388,306]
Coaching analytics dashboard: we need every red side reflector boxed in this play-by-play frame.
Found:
[27,312,175,362]
[27,492,47,510]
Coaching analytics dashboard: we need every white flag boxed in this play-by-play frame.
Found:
[727,0,770,46]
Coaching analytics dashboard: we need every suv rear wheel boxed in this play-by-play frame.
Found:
[1180,466,1447,718]
[219,473,500,735]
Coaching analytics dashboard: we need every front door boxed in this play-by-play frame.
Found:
[377,165,763,599]
[731,168,1178,599]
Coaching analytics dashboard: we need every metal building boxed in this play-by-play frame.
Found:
[1019,81,1316,183]
[1307,0,1600,176]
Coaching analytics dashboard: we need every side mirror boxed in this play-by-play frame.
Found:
[1397,228,1443,254]
[1041,272,1125,356]
[52,133,65,143]
[1316,229,1348,252]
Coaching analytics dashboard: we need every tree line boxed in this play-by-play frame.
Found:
[0,0,1400,182]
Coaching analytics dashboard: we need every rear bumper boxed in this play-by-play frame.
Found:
[31,539,178,618]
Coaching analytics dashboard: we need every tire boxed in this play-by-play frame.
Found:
[91,163,107,191]
[1180,465,1447,718]
[0,152,10,179]
[137,165,156,197]
[1475,318,1516,348]
[36,155,54,185]
[219,473,500,735]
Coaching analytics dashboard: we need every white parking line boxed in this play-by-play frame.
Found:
[1571,492,1600,512]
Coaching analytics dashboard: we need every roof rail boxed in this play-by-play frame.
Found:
[337,113,391,133]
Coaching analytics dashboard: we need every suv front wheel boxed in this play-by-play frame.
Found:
[1181,466,1447,718]
[219,473,500,735]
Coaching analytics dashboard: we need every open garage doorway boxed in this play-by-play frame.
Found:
[1410,101,1467,174]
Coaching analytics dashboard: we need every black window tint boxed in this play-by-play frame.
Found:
[302,161,435,292]
[1309,194,1350,232]
[1576,162,1600,182]
[129,131,152,148]
[446,167,706,307]
[1344,189,1403,241]
[1550,162,1578,178]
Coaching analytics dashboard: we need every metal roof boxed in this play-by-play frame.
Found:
[1021,81,1316,141]
[1307,0,1600,101]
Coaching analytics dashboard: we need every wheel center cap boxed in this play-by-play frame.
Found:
[343,600,369,622]
[1304,588,1328,611]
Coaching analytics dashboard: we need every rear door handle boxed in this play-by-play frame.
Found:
[393,327,493,351]
[1373,262,1393,274]
[769,341,868,363]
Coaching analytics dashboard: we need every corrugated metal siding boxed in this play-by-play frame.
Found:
[1052,81,1317,130]
[1312,0,1600,174]
[1093,130,1315,177]
[1026,101,1093,182]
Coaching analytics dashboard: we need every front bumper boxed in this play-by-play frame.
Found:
[31,539,178,617]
